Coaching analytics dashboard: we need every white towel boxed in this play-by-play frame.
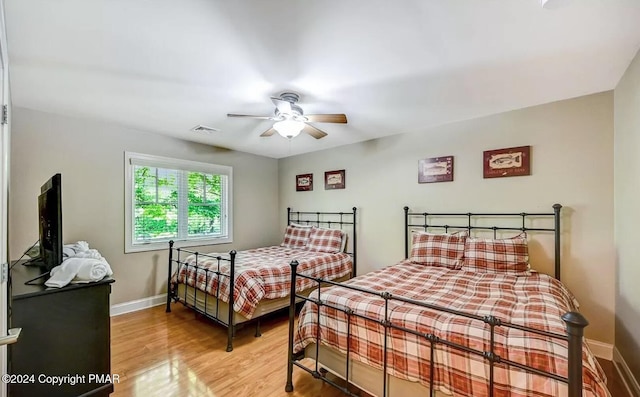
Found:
[45,257,113,288]
[73,249,103,260]
[62,247,76,258]
[62,240,90,258]
[74,259,112,283]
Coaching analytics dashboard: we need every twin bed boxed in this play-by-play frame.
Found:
[165,207,357,352]
[285,205,609,397]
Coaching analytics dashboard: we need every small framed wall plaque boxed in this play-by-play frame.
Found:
[483,146,531,178]
[418,156,454,183]
[296,174,313,191]
[325,170,345,190]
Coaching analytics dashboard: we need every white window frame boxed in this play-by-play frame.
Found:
[124,152,233,253]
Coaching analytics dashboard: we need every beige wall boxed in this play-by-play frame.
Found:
[614,48,640,381]
[279,92,615,343]
[9,107,280,305]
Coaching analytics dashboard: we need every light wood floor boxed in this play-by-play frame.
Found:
[111,304,629,397]
[111,304,351,397]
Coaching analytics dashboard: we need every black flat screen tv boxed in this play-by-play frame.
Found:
[37,173,63,272]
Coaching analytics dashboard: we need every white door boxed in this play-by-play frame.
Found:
[0,0,10,396]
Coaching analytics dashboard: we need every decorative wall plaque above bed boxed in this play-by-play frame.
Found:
[483,145,531,178]
[418,155,454,183]
[324,169,345,190]
[296,174,313,191]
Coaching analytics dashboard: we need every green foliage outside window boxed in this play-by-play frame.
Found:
[187,171,222,236]
[134,166,223,241]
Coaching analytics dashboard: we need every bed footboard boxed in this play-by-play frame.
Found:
[166,240,238,352]
[285,260,590,397]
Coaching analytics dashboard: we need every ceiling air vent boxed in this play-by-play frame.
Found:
[190,125,220,133]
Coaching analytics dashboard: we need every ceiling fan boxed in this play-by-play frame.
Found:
[227,92,347,139]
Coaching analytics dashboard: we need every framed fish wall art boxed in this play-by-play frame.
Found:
[296,173,313,191]
[419,156,454,183]
[483,146,531,178]
[325,170,346,190]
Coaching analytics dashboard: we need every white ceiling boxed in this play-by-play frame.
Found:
[5,0,640,159]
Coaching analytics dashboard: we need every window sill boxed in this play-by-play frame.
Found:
[125,236,233,253]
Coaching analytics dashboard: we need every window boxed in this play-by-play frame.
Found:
[125,152,232,253]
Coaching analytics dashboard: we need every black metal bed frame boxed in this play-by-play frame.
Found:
[165,244,238,351]
[287,207,358,276]
[165,207,358,352]
[286,204,591,397]
[404,204,564,280]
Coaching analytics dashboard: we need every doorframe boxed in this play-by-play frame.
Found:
[0,0,11,396]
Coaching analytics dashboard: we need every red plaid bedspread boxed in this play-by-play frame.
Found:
[294,260,609,397]
[175,246,352,319]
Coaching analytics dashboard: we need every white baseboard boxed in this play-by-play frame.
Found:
[614,347,640,397]
[586,338,613,360]
[110,294,167,316]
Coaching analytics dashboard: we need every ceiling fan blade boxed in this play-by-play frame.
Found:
[303,124,328,139]
[227,113,273,120]
[271,97,292,115]
[260,127,276,137]
[305,114,347,123]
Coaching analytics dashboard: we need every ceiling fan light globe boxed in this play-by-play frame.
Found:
[273,120,305,139]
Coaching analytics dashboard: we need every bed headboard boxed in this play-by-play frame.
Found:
[404,204,563,280]
[287,207,357,276]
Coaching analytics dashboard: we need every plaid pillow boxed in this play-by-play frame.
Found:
[410,232,466,269]
[306,227,343,253]
[462,233,529,274]
[281,225,312,248]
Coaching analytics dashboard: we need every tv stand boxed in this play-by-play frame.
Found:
[21,263,50,285]
[18,259,51,285]
[20,257,42,267]
[8,262,115,397]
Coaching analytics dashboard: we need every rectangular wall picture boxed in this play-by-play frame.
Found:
[296,174,313,191]
[483,145,531,178]
[325,170,345,190]
[418,156,454,183]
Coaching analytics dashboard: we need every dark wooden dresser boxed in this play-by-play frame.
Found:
[8,263,114,397]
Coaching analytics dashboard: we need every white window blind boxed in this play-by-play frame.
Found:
[125,152,233,253]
